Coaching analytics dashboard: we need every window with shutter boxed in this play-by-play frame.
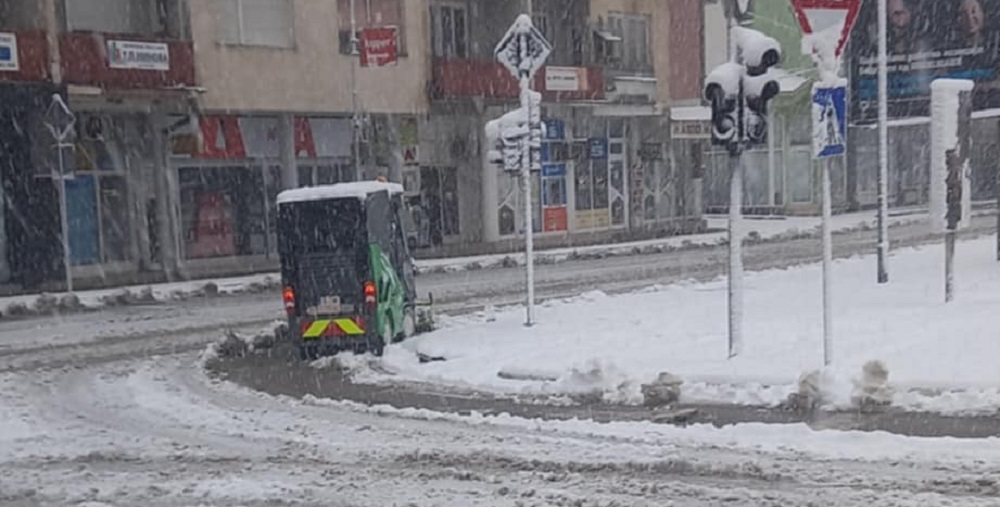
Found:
[214,0,294,48]
[65,0,153,34]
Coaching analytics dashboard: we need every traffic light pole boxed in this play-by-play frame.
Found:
[728,148,744,359]
[876,0,890,284]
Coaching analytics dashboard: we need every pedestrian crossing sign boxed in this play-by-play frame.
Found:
[812,85,846,159]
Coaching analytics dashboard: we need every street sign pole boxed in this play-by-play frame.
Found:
[45,93,76,294]
[493,14,550,327]
[56,142,72,294]
[793,0,861,366]
[821,155,833,364]
[519,37,536,327]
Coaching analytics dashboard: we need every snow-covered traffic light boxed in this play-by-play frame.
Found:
[702,27,783,152]
[704,63,742,149]
[485,90,544,173]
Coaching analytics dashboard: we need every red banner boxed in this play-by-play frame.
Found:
[360,27,398,68]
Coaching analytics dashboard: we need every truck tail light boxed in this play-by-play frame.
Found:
[364,281,377,307]
[283,286,296,315]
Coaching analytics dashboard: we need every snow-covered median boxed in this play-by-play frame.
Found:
[376,236,1000,415]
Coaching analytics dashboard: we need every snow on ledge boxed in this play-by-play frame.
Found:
[277,181,404,205]
[930,79,975,93]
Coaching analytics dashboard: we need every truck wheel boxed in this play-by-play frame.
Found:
[398,308,417,342]
[370,322,390,357]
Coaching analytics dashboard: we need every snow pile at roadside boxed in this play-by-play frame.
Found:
[200,320,287,367]
[0,273,281,319]
[380,237,1000,415]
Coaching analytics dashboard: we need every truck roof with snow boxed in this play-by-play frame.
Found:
[277,181,405,205]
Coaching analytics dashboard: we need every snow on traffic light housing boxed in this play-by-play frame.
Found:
[703,27,782,152]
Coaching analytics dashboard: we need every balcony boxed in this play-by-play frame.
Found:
[60,33,195,90]
[0,30,50,83]
[431,58,604,102]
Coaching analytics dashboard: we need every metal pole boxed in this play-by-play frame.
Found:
[727,13,743,359]
[876,0,890,283]
[822,158,833,365]
[945,229,956,302]
[350,0,362,181]
[728,150,744,359]
[520,37,535,327]
[57,145,73,293]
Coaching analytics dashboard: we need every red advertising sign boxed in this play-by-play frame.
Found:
[790,0,861,58]
[360,27,398,68]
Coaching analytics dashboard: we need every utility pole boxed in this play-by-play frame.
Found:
[705,24,782,358]
[876,0,890,283]
[350,0,362,181]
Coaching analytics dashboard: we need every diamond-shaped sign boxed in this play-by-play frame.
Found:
[790,0,861,59]
[44,93,76,142]
[494,14,551,80]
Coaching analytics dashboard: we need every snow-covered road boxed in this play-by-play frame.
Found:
[3,215,1000,505]
[4,353,1000,506]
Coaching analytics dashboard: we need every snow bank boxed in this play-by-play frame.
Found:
[307,396,1000,466]
[379,237,1000,415]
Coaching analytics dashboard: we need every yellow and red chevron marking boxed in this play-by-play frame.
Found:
[300,318,366,339]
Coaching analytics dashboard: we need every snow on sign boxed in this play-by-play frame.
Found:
[812,84,847,158]
[107,40,170,71]
[790,0,861,58]
[494,14,551,80]
[0,32,18,71]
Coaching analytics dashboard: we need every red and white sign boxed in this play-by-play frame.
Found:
[790,0,861,58]
[360,27,399,68]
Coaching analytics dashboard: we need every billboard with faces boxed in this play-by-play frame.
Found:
[850,0,1000,123]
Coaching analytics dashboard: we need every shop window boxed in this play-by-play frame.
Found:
[543,177,566,206]
[297,163,354,186]
[339,0,407,55]
[575,163,593,211]
[215,0,294,48]
[69,115,133,265]
[99,176,130,262]
[430,2,467,58]
[419,166,459,245]
[179,165,276,259]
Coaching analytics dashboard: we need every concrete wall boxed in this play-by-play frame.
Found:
[189,0,430,114]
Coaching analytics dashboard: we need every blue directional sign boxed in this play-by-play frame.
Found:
[812,85,847,159]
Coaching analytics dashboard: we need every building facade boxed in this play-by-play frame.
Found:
[0,0,711,291]
[426,0,705,255]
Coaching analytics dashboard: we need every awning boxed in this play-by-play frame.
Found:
[594,30,622,42]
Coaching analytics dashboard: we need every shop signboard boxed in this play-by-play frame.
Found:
[0,32,18,71]
[850,0,1000,122]
[107,40,170,71]
[544,67,584,92]
[588,137,608,160]
[543,118,565,140]
[360,27,398,67]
